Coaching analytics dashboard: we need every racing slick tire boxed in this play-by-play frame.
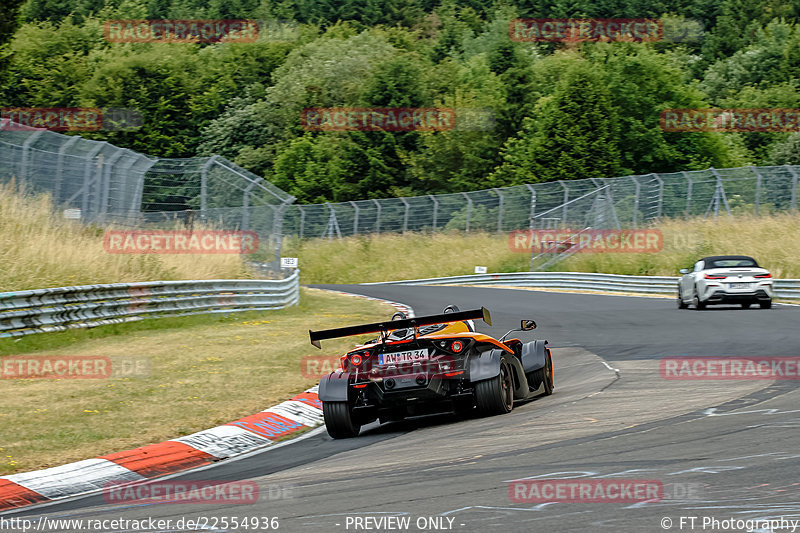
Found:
[741,302,751,309]
[475,357,514,416]
[760,299,772,309]
[323,401,361,439]
[693,287,707,310]
[530,348,554,396]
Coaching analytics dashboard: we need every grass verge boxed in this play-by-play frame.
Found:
[283,213,800,283]
[0,288,393,475]
[0,183,251,292]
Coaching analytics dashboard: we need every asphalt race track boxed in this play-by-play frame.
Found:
[6,285,800,533]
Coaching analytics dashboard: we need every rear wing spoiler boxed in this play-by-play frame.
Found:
[309,307,492,349]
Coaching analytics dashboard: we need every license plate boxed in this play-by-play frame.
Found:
[378,349,429,365]
[730,282,751,289]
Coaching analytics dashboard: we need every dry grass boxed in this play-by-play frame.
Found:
[560,213,800,277]
[0,182,250,291]
[0,288,394,475]
[285,213,800,283]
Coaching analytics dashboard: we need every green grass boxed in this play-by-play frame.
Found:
[0,288,394,475]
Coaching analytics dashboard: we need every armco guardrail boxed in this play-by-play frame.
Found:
[0,271,299,338]
[365,272,800,300]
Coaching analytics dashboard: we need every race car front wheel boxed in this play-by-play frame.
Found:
[322,401,361,439]
[475,357,514,415]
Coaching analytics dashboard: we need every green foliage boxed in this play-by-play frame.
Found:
[4,0,800,207]
[490,59,620,184]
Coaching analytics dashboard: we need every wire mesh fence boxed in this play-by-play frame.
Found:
[279,166,799,239]
[2,120,799,255]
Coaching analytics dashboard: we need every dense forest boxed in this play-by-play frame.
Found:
[1,0,800,204]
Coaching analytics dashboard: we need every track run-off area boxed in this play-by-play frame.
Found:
[4,285,800,533]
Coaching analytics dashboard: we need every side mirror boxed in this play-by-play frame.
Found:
[679,268,689,274]
[521,319,537,331]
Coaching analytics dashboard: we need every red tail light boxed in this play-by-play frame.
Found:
[347,350,371,367]
[704,274,726,280]
[755,273,772,278]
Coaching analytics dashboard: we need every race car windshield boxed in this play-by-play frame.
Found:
[708,258,758,268]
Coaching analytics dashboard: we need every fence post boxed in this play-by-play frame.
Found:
[199,156,218,221]
[525,184,536,228]
[462,192,472,232]
[19,130,44,183]
[100,147,127,222]
[373,199,381,234]
[400,197,410,234]
[350,201,359,236]
[429,194,438,231]
[241,180,260,230]
[750,166,762,216]
[651,173,663,220]
[55,136,80,204]
[299,205,305,239]
[494,188,504,233]
[681,171,692,218]
[559,181,569,225]
[632,176,641,227]
[787,165,798,212]
[76,142,107,221]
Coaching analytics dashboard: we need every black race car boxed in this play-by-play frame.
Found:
[310,306,554,438]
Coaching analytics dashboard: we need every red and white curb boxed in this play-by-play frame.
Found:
[0,291,413,513]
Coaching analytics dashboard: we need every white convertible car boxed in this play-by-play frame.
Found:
[678,255,773,310]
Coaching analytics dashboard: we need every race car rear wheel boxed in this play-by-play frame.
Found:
[530,348,554,396]
[677,286,688,309]
[475,357,514,415]
[760,299,772,309]
[693,287,707,310]
[322,401,361,439]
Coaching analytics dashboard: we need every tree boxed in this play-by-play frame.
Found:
[490,60,620,185]
[0,0,25,87]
